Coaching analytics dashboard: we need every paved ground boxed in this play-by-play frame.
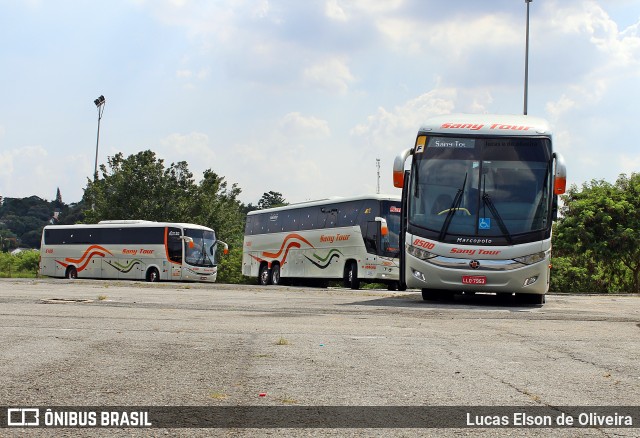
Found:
[0,278,638,437]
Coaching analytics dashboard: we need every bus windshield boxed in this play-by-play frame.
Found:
[409,136,552,243]
[184,228,218,267]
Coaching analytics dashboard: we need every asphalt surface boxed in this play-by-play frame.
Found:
[0,278,638,437]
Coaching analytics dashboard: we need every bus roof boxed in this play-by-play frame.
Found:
[418,114,552,137]
[42,221,214,231]
[247,194,401,216]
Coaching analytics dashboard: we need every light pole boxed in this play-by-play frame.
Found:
[523,0,532,115]
[93,95,106,180]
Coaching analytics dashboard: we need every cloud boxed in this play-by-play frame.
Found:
[303,57,355,94]
[325,0,347,22]
[277,112,331,140]
[619,154,640,177]
[228,140,325,204]
[538,1,640,186]
[159,132,215,166]
[351,87,458,152]
[0,145,90,201]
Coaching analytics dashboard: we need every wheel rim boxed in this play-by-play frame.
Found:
[272,266,280,284]
[260,267,269,285]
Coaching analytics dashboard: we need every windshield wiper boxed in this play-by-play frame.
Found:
[482,192,513,245]
[438,173,467,241]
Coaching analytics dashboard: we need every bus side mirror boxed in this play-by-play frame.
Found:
[375,217,390,252]
[220,241,229,255]
[553,152,567,195]
[393,148,413,188]
[375,217,388,237]
[182,236,195,249]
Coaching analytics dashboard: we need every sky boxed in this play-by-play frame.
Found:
[0,0,638,206]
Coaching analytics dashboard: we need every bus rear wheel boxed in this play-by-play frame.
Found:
[258,264,271,286]
[146,267,160,283]
[271,263,281,285]
[65,266,78,279]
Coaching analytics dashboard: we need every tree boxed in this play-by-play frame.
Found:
[552,173,640,293]
[55,187,63,209]
[257,191,287,210]
[82,150,197,223]
[0,196,61,249]
[190,170,246,284]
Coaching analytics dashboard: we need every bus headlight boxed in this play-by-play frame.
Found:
[513,250,550,265]
[407,244,437,261]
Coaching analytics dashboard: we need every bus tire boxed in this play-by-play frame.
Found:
[65,266,78,279]
[258,263,271,286]
[271,263,281,285]
[146,267,160,283]
[344,261,360,290]
[422,289,455,301]
[517,293,545,305]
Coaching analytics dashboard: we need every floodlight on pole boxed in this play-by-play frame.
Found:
[523,0,532,115]
[93,95,106,180]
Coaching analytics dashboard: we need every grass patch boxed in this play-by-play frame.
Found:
[97,295,108,301]
[275,336,290,346]
[0,271,38,278]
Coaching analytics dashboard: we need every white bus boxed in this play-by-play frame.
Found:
[39,220,228,282]
[242,195,403,289]
[393,114,567,304]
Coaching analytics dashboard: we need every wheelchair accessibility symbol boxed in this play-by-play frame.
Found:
[479,218,491,230]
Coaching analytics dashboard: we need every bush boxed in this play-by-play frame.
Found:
[0,250,40,278]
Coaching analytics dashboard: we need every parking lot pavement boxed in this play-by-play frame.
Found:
[0,279,638,437]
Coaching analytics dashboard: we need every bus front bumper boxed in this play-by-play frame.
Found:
[405,254,550,295]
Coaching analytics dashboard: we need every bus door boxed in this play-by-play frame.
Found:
[166,227,183,280]
[363,221,381,280]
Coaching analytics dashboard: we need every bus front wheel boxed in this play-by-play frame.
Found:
[258,264,271,286]
[146,267,160,283]
[344,261,360,290]
[65,266,78,279]
[422,289,455,301]
[517,293,545,305]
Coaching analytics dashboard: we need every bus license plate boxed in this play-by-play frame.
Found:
[462,275,486,285]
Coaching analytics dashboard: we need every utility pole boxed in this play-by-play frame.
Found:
[524,0,532,115]
[376,158,381,194]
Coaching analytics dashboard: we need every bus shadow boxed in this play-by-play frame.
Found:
[347,291,545,310]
